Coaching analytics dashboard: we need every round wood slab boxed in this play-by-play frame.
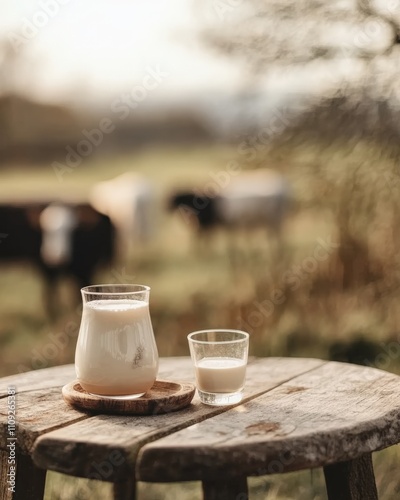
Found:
[62,380,195,416]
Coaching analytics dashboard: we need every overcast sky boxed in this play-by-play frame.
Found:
[0,0,370,127]
[0,0,248,104]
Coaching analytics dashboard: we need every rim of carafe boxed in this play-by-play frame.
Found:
[81,284,150,295]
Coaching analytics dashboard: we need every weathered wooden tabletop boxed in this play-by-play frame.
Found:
[1,357,400,500]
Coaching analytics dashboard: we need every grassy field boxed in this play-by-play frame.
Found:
[1,142,400,499]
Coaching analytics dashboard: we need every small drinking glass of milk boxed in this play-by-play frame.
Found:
[75,284,159,399]
[187,329,249,406]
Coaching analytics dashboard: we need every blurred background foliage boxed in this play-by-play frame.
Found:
[2,0,400,498]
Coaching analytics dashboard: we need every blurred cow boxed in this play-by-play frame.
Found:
[89,172,155,260]
[0,202,114,316]
[169,169,290,239]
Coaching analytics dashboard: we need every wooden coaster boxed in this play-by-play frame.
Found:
[62,380,196,416]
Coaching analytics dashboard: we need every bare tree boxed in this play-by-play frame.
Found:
[201,0,400,294]
[202,0,400,70]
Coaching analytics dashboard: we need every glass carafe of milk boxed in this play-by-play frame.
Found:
[75,284,159,398]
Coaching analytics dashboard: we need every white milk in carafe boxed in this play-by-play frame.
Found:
[195,357,246,393]
[75,299,158,396]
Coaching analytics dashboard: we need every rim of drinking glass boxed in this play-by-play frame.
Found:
[81,284,150,295]
[187,329,249,344]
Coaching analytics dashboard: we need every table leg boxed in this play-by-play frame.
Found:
[202,476,248,500]
[1,450,46,500]
[113,478,136,500]
[0,450,12,500]
[323,453,378,500]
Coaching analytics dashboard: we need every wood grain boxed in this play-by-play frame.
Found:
[0,387,88,453]
[0,357,196,400]
[0,358,195,454]
[0,365,75,399]
[136,361,400,482]
[31,358,325,481]
[62,380,195,416]
[2,356,398,499]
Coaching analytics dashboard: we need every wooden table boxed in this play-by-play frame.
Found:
[1,357,400,500]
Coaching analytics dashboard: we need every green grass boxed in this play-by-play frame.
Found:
[2,141,400,499]
[0,144,236,201]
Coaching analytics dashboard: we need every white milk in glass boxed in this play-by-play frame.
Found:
[75,299,158,396]
[195,357,246,393]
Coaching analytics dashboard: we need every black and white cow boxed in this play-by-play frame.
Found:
[0,202,115,315]
[169,169,290,238]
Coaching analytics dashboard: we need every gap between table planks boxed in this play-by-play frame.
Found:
[136,360,400,482]
[26,358,325,481]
